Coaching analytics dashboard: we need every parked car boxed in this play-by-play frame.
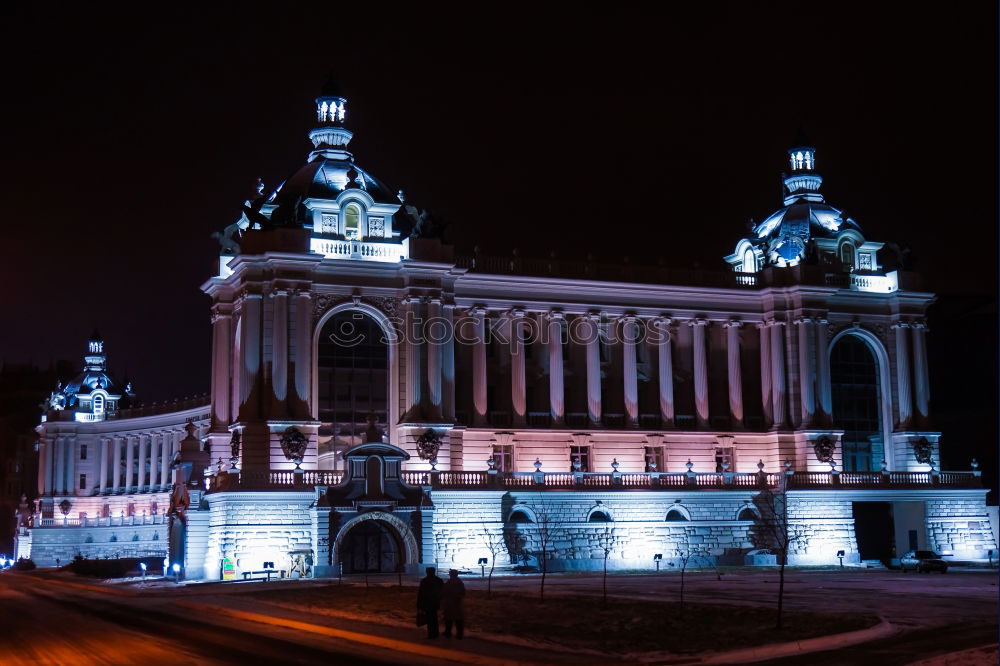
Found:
[900,550,948,573]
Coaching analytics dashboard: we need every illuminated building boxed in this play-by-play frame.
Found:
[17,84,996,576]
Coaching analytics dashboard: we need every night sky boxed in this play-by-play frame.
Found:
[1,4,995,412]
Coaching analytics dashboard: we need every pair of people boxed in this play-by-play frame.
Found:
[417,567,465,639]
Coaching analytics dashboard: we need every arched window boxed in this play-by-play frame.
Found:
[588,510,612,522]
[665,509,689,522]
[737,507,757,521]
[831,335,881,472]
[840,242,855,269]
[742,248,757,273]
[317,311,388,467]
[92,394,105,414]
[344,203,362,240]
[509,510,533,524]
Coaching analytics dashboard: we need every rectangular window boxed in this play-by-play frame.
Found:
[715,447,735,473]
[571,445,591,472]
[79,474,86,490]
[80,444,87,460]
[644,446,664,472]
[492,444,514,473]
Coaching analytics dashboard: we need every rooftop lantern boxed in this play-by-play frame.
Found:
[308,75,354,158]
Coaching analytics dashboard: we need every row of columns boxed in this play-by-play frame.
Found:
[40,432,180,496]
[463,310,746,429]
[403,295,457,422]
[216,288,315,428]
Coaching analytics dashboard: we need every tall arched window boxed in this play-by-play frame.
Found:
[92,394,105,414]
[317,311,388,465]
[743,248,757,273]
[830,335,881,471]
[840,242,855,269]
[344,203,362,240]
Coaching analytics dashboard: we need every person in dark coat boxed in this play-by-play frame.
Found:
[417,567,444,638]
[441,569,466,639]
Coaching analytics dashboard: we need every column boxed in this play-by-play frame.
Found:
[911,321,930,424]
[210,305,233,427]
[37,439,47,496]
[54,437,65,494]
[759,322,773,426]
[471,307,488,426]
[724,320,744,428]
[654,318,675,427]
[770,321,787,428]
[241,293,263,419]
[160,432,172,488]
[403,296,423,415]
[124,435,135,493]
[622,315,639,427]
[42,439,53,496]
[294,290,312,417]
[426,297,443,418]
[547,311,565,425]
[442,303,456,422]
[509,309,526,425]
[690,318,709,428]
[796,317,816,426]
[583,314,602,426]
[99,439,108,495]
[136,434,147,492]
[272,289,289,407]
[893,322,912,428]
[66,439,76,494]
[815,318,832,424]
[112,437,123,493]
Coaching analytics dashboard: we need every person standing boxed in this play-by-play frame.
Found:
[441,569,466,639]
[417,566,444,638]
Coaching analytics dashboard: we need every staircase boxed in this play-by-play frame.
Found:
[861,559,887,569]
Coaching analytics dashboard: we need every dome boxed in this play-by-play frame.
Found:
[266,156,399,226]
[754,202,861,248]
[61,369,127,407]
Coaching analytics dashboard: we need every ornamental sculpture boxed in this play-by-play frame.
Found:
[415,429,442,463]
[813,435,836,464]
[912,437,933,464]
[280,427,309,471]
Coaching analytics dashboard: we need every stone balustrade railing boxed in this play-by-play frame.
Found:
[202,468,981,493]
[37,514,167,528]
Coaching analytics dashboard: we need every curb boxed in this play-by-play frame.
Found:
[174,600,534,666]
[692,617,896,664]
[11,572,136,597]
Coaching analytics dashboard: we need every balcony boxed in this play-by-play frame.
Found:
[310,238,409,263]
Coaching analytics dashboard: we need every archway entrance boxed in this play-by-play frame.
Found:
[340,519,402,573]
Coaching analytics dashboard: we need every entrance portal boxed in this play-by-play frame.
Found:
[853,502,895,562]
[340,519,402,573]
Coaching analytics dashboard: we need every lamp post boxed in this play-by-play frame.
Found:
[837,550,845,568]
[478,557,488,578]
[654,553,662,572]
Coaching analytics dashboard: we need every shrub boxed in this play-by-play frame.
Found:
[13,557,36,570]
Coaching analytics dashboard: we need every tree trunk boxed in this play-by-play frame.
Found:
[602,556,608,608]
[776,556,786,630]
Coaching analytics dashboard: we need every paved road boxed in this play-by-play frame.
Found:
[0,574,435,665]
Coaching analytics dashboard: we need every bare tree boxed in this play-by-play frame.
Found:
[751,480,804,630]
[596,525,618,608]
[480,522,505,599]
[532,499,557,603]
[675,529,694,618]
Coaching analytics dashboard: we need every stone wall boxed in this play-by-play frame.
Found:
[202,491,314,578]
[25,523,168,566]
[925,495,998,559]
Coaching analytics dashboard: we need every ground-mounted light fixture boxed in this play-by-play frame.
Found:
[654,553,663,572]
[836,549,845,567]
[478,557,488,577]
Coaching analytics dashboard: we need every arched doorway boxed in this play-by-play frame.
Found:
[340,519,403,573]
[317,310,389,470]
[830,334,882,472]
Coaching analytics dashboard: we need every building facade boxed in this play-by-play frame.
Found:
[17,86,995,577]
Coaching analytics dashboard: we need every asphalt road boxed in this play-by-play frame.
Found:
[0,574,436,666]
[0,567,995,665]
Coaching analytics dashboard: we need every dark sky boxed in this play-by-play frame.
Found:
[0,3,995,402]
